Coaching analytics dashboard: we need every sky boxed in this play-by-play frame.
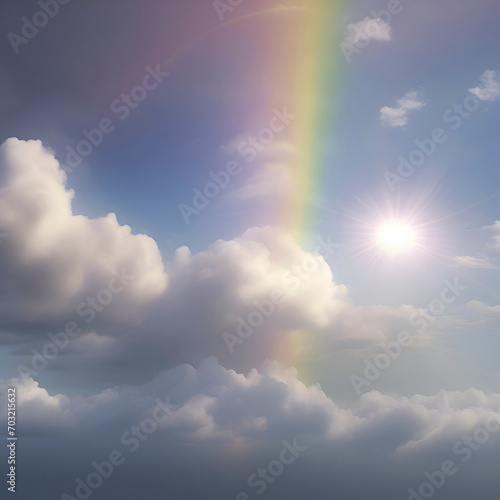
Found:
[1,0,500,499]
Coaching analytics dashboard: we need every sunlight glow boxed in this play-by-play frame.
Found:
[376,221,417,254]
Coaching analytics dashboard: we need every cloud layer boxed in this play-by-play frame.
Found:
[2,359,500,499]
[0,139,498,500]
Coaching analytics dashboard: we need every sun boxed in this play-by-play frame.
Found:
[376,221,417,254]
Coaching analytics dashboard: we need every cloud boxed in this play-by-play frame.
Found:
[0,138,167,324]
[483,220,500,248]
[344,17,392,46]
[4,359,500,447]
[0,138,470,398]
[230,163,294,201]
[0,143,348,379]
[218,133,249,154]
[0,139,424,390]
[6,216,425,391]
[468,69,500,102]
[467,300,500,316]
[0,376,101,435]
[116,226,350,376]
[5,358,500,499]
[451,255,499,270]
[380,90,425,128]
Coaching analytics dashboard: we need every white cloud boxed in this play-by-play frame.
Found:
[344,17,392,46]
[230,163,294,201]
[468,69,500,102]
[380,90,425,128]
[467,300,500,316]
[483,220,500,248]
[0,138,167,322]
[0,377,89,433]
[147,226,350,372]
[451,255,499,270]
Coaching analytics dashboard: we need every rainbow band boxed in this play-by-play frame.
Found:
[288,0,345,246]
[159,2,346,380]
[278,1,345,379]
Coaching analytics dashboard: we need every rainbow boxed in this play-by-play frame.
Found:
[273,1,345,380]
[159,2,346,381]
[160,1,345,246]
[286,1,345,244]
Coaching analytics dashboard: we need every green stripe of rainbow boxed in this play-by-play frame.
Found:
[276,0,345,381]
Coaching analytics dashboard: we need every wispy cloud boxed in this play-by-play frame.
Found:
[451,255,499,270]
[230,163,293,201]
[482,220,500,248]
[344,17,392,46]
[468,69,500,102]
[380,90,425,128]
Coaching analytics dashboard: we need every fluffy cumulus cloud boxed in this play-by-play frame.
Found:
[380,90,425,127]
[97,226,350,379]
[0,377,77,434]
[169,226,345,328]
[468,69,500,102]
[0,138,167,324]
